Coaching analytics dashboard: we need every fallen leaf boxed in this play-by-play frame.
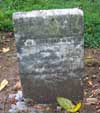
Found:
[86,98,98,105]
[33,104,45,111]
[2,47,10,53]
[57,97,74,110]
[57,97,82,112]
[85,55,94,63]
[33,104,51,111]
[67,102,82,113]
[0,79,8,91]
[87,80,93,86]
[96,106,100,110]
[13,81,21,91]
[46,107,51,111]
[85,55,93,59]
[89,94,94,98]
[97,109,100,113]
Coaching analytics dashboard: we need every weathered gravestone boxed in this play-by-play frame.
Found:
[13,8,84,103]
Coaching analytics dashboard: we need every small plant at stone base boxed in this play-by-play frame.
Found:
[57,97,82,113]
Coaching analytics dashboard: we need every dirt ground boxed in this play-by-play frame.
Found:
[0,32,100,113]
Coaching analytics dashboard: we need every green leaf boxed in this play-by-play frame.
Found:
[57,97,74,110]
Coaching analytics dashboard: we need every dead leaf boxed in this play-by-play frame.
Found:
[2,47,10,53]
[13,81,21,91]
[85,55,94,63]
[46,107,51,111]
[33,104,50,111]
[0,79,8,91]
[86,98,98,105]
[87,80,93,86]
[33,105,44,111]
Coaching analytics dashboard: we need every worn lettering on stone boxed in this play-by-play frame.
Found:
[13,8,84,103]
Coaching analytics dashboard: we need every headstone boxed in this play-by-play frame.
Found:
[13,8,84,104]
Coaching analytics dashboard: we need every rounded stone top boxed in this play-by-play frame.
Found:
[13,8,83,20]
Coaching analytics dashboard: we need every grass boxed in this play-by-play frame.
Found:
[0,0,100,48]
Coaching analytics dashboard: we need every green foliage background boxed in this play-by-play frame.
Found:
[0,0,100,48]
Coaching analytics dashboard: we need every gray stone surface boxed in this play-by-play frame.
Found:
[13,8,84,103]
